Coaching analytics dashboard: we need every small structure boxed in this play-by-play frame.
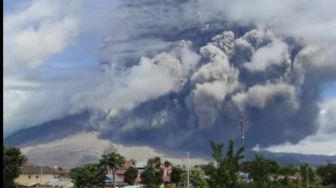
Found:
[162,165,172,183]
[15,163,70,187]
[105,160,137,187]
[105,170,128,187]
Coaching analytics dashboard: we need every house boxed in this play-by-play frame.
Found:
[105,170,128,187]
[162,165,172,183]
[15,164,71,188]
[105,160,136,187]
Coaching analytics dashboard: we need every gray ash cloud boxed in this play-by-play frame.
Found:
[5,0,336,156]
[86,1,336,154]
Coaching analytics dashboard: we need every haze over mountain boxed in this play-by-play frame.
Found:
[4,0,336,165]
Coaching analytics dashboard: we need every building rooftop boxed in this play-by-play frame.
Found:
[20,166,66,175]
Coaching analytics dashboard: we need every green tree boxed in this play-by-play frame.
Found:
[276,164,298,185]
[141,167,162,188]
[164,160,171,167]
[171,166,185,185]
[124,167,138,185]
[70,163,106,188]
[277,164,298,176]
[241,155,279,188]
[99,152,125,187]
[204,140,245,188]
[188,168,209,188]
[3,146,27,188]
[299,163,316,186]
[141,157,164,187]
[316,163,336,186]
[147,156,162,169]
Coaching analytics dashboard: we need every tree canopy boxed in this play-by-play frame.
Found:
[124,166,138,185]
[316,163,336,186]
[204,140,245,188]
[70,163,106,188]
[3,146,27,188]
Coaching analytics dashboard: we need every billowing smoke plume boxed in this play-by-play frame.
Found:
[4,0,336,155]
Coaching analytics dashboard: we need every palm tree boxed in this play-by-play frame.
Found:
[99,152,125,188]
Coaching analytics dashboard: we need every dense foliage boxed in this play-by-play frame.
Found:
[3,146,27,188]
[317,163,336,186]
[64,141,335,188]
[203,140,245,188]
[124,166,138,185]
[170,166,185,184]
[99,152,125,186]
[241,155,279,187]
[70,163,106,188]
[141,167,163,188]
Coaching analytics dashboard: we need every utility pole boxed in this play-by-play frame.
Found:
[187,152,190,188]
[39,165,43,187]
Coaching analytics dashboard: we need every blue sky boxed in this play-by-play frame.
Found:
[321,81,336,99]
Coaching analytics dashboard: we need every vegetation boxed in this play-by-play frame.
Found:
[241,155,279,187]
[70,163,106,188]
[317,163,336,186]
[189,167,209,188]
[141,156,163,188]
[124,166,138,185]
[299,163,317,186]
[203,140,245,188]
[170,166,185,185]
[3,146,27,188]
[99,152,125,187]
[7,140,334,188]
[141,167,163,188]
[147,156,162,169]
[61,140,334,188]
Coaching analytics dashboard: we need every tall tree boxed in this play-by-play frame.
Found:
[317,163,336,185]
[99,152,125,187]
[171,166,185,186]
[189,168,209,188]
[147,156,161,169]
[70,163,106,188]
[241,155,279,188]
[299,163,316,186]
[141,157,164,188]
[3,146,27,188]
[124,167,138,185]
[276,164,298,185]
[204,140,245,188]
[141,167,162,188]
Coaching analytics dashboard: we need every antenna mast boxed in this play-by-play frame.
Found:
[239,113,245,146]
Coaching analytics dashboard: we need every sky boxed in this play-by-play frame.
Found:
[3,0,336,156]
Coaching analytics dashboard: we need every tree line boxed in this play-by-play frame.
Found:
[3,142,336,188]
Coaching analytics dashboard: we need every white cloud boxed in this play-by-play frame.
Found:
[4,0,84,136]
[4,0,82,71]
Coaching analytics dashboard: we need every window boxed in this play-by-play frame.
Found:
[28,175,31,179]
[36,175,39,179]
